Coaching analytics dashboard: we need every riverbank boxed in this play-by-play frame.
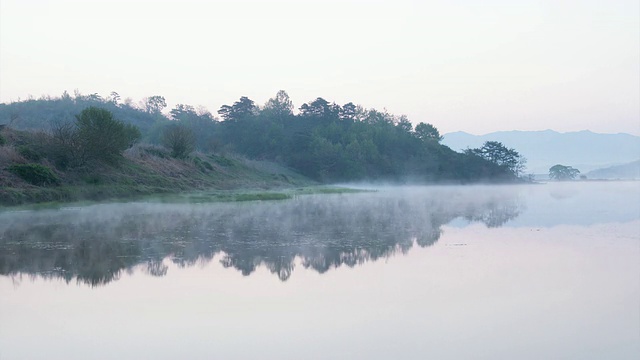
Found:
[0,127,320,206]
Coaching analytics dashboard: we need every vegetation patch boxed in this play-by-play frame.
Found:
[209,154,235,167]
[193,156,214,172]
[234,192,291,201]
[0,90,533,206]
[82,173,103,185]
[143,146,169,159]
[292,186,373,195]
[8,163,59,186]
[162,124,195,159]
[17,145,42,161]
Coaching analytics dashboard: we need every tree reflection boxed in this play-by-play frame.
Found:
[0,187,523,285]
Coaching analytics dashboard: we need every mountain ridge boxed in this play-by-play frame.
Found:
[442,130,640,174]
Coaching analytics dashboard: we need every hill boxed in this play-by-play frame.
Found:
[0,92,519,188]
[586,160,640,180]
[442,130,640,174]
[0,126,314,206]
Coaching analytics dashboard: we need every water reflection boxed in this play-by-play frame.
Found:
[0,187,523,285]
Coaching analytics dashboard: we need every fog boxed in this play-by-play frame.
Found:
[2,182,639,360]
[1,182,637,285]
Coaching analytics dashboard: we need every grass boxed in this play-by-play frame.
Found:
[0,185,375,211]
[146,186,371,204]
[0,128,376,207]
[291,186,371,195]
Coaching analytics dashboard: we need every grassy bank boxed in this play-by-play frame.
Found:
[143,186,368,204]
[0,127,321,206]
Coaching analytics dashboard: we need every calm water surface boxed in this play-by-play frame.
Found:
[1,182,639,359]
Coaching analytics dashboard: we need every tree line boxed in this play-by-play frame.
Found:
[0,90,527,183]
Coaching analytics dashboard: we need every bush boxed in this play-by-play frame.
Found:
[209,154,234,167]
[50,107,141,167]
[162,125,195,159]
[193,156,214,172]
[143,146,169,159]
[76,107,140,164]
[0,134,5,146]
[50,120,82,169]
[17,145,42,161]
[8,163,59,186]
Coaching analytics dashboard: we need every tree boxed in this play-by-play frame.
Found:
[162,124,195,158]
[50,119,83,168]
[414,122,442,142]
[396,116,413,133]
[170,104,197,121]
[108,91,121,105]
[218,96,257,122]
[299,98,339,119]
[549,164,580,180]
[169,104,218,152]
[49,107,139,167]
[123,123,142,147]
[263,90,294,118]
[339,102,357,121]
[144,95,167,114]
[465,141,526,177]
[74,107,140,165]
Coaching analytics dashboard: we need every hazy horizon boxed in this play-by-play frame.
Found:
[442,129,640,136]
[1,0,638,135]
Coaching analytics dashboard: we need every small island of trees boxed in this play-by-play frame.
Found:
[549,164,581,180]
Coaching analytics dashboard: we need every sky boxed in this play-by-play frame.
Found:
[0,0,638,135]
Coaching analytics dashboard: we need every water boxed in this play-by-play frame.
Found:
[1,182,638,359]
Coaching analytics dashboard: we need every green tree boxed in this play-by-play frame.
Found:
[299,98,339,119]
[144,95,167,114]
[414,122,442,142]
[263,90,294,118]
[339,102,357,121]
[170,104,198,121]
[75,107,140,165]
[123,123,142,147]
[218,96,257,122]
[549,164,580,180]
[396,116,413,133]
[465,141,526,177]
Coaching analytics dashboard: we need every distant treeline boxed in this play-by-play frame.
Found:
[0,90,525,182]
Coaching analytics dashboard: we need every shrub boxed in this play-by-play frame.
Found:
[75,107,140,164]
[82,174,102,185]
[8,163,59,186]
[0,146,25,167]
[50,107,141,167]
[50,120,82,169]
[193,156,214,172]
[123,123,142,147]
[143,146,169,159]
[209,154,234,167]
[17,145,42,161]
[162,125,195,159]
[0,134,5,146]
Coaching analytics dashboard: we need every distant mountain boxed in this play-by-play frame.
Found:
[586,160,640,180]
[442,130,640,174]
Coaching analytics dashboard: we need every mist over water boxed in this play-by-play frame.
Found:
[0,185,529,284]
[1,182,638,360]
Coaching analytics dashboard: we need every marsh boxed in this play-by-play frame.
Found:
[1,182,638,359]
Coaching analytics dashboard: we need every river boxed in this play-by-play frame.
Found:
[1,182,638,359]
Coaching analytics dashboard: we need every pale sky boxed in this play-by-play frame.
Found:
[1,0,638,135]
